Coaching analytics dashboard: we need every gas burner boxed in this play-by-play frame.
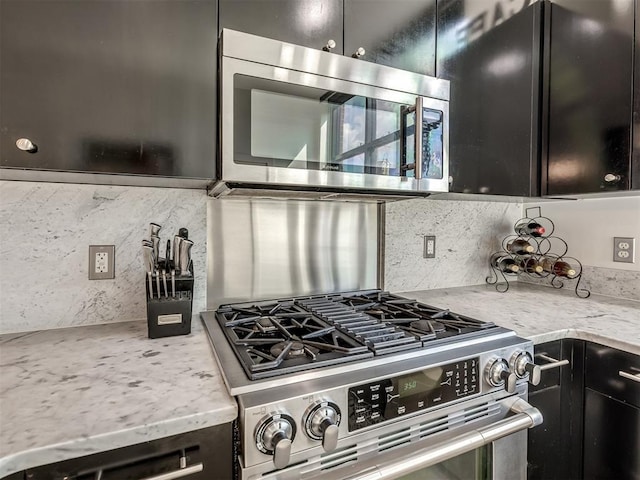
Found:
[270,341,319,359]
[409,319,445,334]
[213,290,499,380]
[255,317,278,333]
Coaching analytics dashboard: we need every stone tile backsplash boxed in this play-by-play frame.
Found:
[0,181,207,334]
[384,198,524,292]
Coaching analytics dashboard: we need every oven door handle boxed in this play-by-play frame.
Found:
[343,398,543,480]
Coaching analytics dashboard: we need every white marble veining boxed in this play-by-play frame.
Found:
[385,199,523,292]
[0,317,236,477]
[519,265,640,302]
[0,180,207,334]
[400,282,640,355]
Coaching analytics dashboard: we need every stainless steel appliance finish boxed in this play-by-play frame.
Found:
[207,199,379,308]
[215,29,450,198]
[201,290,542,480]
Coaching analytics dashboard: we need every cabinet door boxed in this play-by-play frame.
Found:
[633,0,640,191]
[583,389,640,480]
[546,0,634,194]
[0,0,217,179]
[527,339,584,480]
[436,0,542,196]
[583,343,640,480]
[25,424,233,480]
[219,0,343,53]
[344,0,436,75]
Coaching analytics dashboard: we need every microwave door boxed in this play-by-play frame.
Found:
[221,56,430,193]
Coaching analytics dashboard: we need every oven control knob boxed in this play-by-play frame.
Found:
[511,351,541,386]
[304,401,341,452]
[485,358,517,393]
[255,413,296,470]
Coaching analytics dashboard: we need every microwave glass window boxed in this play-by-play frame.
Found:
[234,74,431,177]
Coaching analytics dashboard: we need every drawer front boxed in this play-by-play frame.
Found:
[585,343,640,408]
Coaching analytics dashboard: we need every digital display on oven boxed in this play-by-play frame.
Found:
[348,357,480,431]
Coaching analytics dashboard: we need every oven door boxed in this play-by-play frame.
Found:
[336,397,540,480]
[220,55,449,194]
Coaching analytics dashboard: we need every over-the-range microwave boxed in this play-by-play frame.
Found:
[211,29,450,200]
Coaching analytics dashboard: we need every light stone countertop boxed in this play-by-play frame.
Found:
[1,283,638,478]
[0,317,237,478]
[400,282,640,355]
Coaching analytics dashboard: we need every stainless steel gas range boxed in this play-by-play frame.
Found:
[201,289,543,480]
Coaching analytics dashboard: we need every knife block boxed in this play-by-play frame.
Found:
[145,267,194,339]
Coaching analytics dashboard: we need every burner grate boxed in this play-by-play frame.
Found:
[214,290,499,379]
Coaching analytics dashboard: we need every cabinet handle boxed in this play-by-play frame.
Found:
[323,39,336,52]
[619,370,640,383]
[604,173,621,183]
[94,462,204,480]
[352,47,366,58]
[535,354,569,371]
[16,138,38,153]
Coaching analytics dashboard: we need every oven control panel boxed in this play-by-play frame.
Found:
[347,357,479,431]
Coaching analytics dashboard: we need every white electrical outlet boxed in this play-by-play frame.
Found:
[89,245,115,279]
[424,235,436,258]
[613,237,635,264]
[95,252,108,273]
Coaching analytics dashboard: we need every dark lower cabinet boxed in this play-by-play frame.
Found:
[527,339,584,480]
[583,342,640,480]
[0,0,217,181]
[528,340,640,480]
[13,424,233,480]
[583,389,640,480]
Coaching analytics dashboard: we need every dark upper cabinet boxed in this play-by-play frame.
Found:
[437,0,542,196]
[219,0,436,76]
[545,0,634,195]
[0,0,217,181]
[437,0,638,197]
[343,0,436,75]
[219,0,344,53]
[634,2,640,191]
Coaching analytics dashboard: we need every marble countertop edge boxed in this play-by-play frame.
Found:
[0,407,237,478]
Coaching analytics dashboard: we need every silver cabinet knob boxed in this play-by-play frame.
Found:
[323,39,336,52]
[604,173,621,183]
[352,47,366,58]
[16,138,37,153]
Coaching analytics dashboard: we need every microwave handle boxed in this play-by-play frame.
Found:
[414,96,424,181]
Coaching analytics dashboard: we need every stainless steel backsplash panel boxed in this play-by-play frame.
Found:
[207,198,379,308]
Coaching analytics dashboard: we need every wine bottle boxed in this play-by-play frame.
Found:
[493,256,520,273]
[542,258,576,277]
[521,257,544,274]
[507,239,535,254]
[515,221,546,237]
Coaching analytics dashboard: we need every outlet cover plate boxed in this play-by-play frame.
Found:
[613,237,635,264]
[89,245,115,279]
[424,235,436,259]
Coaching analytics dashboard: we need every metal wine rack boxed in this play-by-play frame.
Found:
[486,206,590,298]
